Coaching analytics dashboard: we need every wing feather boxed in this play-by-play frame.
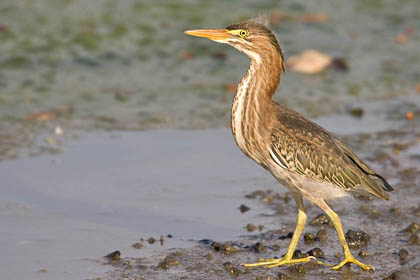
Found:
[270,104,392,200]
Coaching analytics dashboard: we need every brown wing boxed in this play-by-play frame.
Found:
[270,104,392,200]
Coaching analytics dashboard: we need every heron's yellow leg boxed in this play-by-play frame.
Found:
[323,204,374,272]
[243,195,318,268]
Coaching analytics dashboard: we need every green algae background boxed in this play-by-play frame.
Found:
[0,0,419,159]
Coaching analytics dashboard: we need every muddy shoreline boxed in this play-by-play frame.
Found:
[95,99,420,279]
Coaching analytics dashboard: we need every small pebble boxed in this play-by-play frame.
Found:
[346,230,371,249]
[401,222,420,234]
[304,233,316,244]
[239,204,250,213]
[316,229,328,242]
[147,237,156,244]
[331,57,349,72]
[210,242,239,255]
[292,249,308,259]
[275,273,288,280]
[223,262,241,276]
[407,234,419,246]
[246,223,256,232]
[398,248,408,261]
[288,263,306,273]
[157,254,180,270]
[279,232,294,240]
[307,247,324,258]
[358,250,369,258]
[310,214,330,226]
[348,107,364,118]
[258,224,264,232]
[105,250,121,261]
[383,271,401,280]
[132,242,143,249]
[390,207,402,216]
[249,242,266,253]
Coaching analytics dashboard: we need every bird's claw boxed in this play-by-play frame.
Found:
[332,257,374,272]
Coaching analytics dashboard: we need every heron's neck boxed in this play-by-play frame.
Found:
[231,49,283,157]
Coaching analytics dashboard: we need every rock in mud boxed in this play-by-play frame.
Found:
[210,242,239,255]
[383,271,401,280]
[407,234,420,246]
[358,249,369,257]
[157,252,181,270]
[239,204,250,213]
[132,242,143,249]
[275,272,289,280]
[401,222,420,234]
[222,262,242,276]
[279,232,294,240]
[307,247,324,258]
[293,249,308,258]
[310,214,331,226]
[288,263,307,274]
[345,230,371,249]
[246,223,256,232]
[398,248,408,261]
[315,229,328,242]
[304,232,316,244]
[249,242,266,253]
[390,207,402,216]
[147,237,156,244]
[105,251,121,262]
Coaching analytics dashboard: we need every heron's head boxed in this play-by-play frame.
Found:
[185,19,283,64]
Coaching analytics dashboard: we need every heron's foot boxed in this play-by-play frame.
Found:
[242,256,319,268]
[332,256,374,271]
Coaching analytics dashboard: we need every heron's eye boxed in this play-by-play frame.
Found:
[239,30,248,38]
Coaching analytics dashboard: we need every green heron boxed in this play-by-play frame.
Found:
[184,18,392,271]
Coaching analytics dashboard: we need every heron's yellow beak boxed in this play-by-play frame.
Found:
[184,29,232,41]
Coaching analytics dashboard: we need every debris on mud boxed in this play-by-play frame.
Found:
[157,252,181,270]
[307,247,324,258]
[147,237,156,244]
[246,223,257,232]
[223,262,242,276]
[345,230,371,249]
[407,234,419,246]
[210,242,240,255]
[401,222,420,234]
[398,248,408,262]
[383,271,401,280]
[310,214,331,226]
[132,242,143,249]
[239,204,251,213]
[315,229,328,242]
[304,232,316,244]
[104,250,121,263]
[358,249,369,258]
[248,242,266,253]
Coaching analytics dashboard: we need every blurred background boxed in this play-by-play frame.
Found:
[1,1,420,279]
[0,0,419,159]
